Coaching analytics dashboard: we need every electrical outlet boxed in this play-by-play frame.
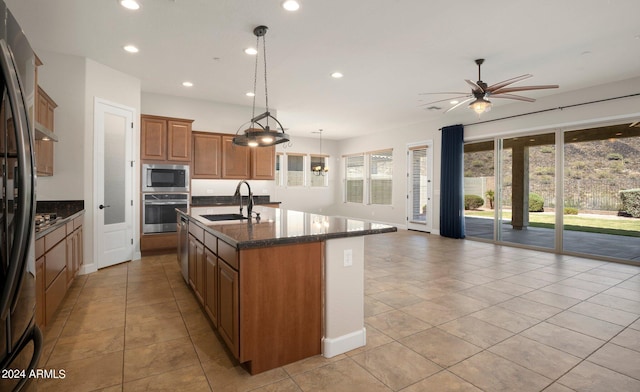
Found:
[344,249,353,267]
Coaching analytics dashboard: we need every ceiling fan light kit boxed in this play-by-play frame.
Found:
[234,25,290,147]
[420,58,559,116]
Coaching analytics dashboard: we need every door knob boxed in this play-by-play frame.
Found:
[99,204,111,209]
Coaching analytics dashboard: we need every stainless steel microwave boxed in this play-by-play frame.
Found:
[142,163,189,192]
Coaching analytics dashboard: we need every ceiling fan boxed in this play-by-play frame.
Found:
[420,59,559,114]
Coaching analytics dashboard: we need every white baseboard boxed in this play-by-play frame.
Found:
[322,328,366,358]
[79,262,98,275]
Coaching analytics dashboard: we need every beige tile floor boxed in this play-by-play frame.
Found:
[36,230,640,391]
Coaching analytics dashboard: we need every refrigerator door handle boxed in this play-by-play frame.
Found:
[0,39,36,320]
[9,325,43,391]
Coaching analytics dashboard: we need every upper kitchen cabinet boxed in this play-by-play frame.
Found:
[251,145,275,180]
[141,114,193,162]
[221,135,251,179]
[197,134,275,180]
[34,86,57,177]
[192,132,221,179]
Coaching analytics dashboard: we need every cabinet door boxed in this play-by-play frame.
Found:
[76,227,84,270]
[167,120,192,161]
[35,257,45,328]
[251,145,275,180]
[218,260,239,358]
[195,240,205,304]
[65,234,75,288]
[204,248,218,327]
[188,235,197,290]
[192,133,221,179]
[222,136,251,179]
[36,88,49,127]
[141,116,167,160]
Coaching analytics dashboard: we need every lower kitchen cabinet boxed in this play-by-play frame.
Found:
[35,212,85,329]
[182,220,321,374]
[204,248,218,326]
[218,259,239,358]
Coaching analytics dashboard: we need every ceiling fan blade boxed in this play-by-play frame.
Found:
[418,95,471,106]
[491,84,559,95]
[465,79,483,91]
[418,92,469,95]
[491,93,535,102]
[486,74,532,92]
[445,97,473,113]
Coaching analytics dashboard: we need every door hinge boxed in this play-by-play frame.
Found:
[131,238,133,245]
[130,200,133,206]
[131,122,134,129]
[130,160,134,167]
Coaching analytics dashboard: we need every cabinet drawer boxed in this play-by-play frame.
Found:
[218,240,238,270]
[204,231,217,254]
[45,268,67,325]
[45,240,66,287]
[44,225,66,251]
[189,222,205,243]
[35,238,45,259]
[73,215,83,230]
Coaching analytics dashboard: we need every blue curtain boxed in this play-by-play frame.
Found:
[440,124,465,239]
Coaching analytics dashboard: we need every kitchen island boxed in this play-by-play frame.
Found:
[178,205,396,374]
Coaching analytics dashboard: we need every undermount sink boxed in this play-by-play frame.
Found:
[201,213,248,221]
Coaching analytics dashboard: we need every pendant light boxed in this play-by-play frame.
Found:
[233,25,290,147]
[312,129,328,176]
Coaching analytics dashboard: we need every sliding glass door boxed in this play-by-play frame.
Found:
[464,122,640,264]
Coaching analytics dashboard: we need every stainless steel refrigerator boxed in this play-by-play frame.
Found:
[0,1,41,391]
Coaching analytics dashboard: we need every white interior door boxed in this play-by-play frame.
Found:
[94,98,135,269]
[407,142,433,232]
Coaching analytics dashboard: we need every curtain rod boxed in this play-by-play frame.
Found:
[438,92,640,130]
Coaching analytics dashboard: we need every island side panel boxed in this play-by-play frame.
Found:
[239,242,323,374]
[323,236,365,357]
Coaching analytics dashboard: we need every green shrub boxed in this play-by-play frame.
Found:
[619,188,640,218]
[540,146,554,154]
[535,167,555,176]
[464,194,484,210]
[563,207,578,215]
[529,193,544,212]
[485,189,495,209]
[607,153,623,161]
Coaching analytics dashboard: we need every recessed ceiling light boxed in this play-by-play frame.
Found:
[119,0,140,10]
[123,45,139,53]
[450,100,459,105]
[331,72,343,79]
[282,0,300,11]
[244,48,258,55]
[182,81,193,87]
[246,92,255,97]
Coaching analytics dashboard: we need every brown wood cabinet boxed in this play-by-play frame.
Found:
[218,258,239,358]
[192,132,221,178]
[141,115,193,162]
[183,218,321,374]
[35,213,84,329]
[221,135,251,179]
[204,248,218,327]
[34,86,57,176]
[195,134,275,180]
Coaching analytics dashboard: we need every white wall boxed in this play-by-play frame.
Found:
[274,135,339,214]
[142,92,340,212]
[333,76,640,232]
[35,51,86,200]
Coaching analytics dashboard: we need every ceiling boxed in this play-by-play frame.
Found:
[6,0,640,140]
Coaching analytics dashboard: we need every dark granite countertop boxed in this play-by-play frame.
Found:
[35,200,85,239]
[180,206,397,250]
[35,209,85,239]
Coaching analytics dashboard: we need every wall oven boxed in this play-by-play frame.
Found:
[143,193,189,234]
[142,163,189,192]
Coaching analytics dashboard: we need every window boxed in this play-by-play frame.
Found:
[287,154,305,186]
[345,155,364,203]
[275,153,283,186]
[369,150,393,205]
[310,155,329,187]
